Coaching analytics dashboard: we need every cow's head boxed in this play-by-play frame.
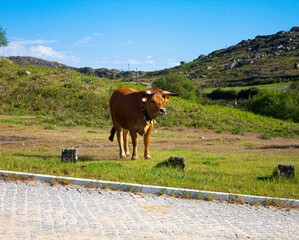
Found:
[141,88,176,120]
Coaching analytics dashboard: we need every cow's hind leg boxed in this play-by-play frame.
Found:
[115,127,127,159]
[123,129,130,157]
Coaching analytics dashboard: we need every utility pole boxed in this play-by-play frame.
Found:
[128,63,131,82]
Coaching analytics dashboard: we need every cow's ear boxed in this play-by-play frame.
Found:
[163,95,170,102]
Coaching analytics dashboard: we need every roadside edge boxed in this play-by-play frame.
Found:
[0,169,298,207]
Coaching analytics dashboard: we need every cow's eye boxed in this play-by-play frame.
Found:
[150,99,155,104]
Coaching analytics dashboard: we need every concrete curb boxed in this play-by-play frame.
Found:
[1,169,298,207]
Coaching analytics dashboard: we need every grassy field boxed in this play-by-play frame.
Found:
[201,81,293,93]
[0,115,298,199]
[1,58,298,137]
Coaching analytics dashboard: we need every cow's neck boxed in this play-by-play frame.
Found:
[142,103,153,123]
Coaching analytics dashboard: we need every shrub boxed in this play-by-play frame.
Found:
[245,89,299,122]
[152,74,197,101]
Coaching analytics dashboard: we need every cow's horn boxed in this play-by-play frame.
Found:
[163,91,178,96]
[145,90,152,95]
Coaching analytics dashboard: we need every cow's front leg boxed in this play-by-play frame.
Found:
[123,129,130,157]
[143,124,153,159]
[116,128,127,159]
[130,130,138,160]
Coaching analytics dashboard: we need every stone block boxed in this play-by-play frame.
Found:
[274,164,295,178]
[155,156,185,170]
[61,148,78,163]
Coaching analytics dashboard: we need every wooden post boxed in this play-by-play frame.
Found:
[61,148,78,163]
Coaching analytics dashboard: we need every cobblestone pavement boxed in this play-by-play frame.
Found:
[0,179,298,240]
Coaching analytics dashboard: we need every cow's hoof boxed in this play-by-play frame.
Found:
[131,156,138,160]
[145,155,152,160]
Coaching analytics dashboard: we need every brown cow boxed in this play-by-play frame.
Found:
[109,86,176,160]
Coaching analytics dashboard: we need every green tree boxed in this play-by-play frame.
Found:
[0,25,9,56]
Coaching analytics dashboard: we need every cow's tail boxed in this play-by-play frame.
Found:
[109,127,116,142]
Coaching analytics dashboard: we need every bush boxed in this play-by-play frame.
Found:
[245,89,299,122]
[152,74,197,101]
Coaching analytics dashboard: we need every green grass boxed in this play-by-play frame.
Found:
[1,148,298,199]
[201,81,293,94]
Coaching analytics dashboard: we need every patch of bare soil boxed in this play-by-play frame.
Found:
[0,123,298,160]
[151,128,299,155]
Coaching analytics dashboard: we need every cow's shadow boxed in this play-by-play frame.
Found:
[14,153,54,161]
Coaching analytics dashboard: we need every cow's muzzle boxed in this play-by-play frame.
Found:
[159,108,167,115]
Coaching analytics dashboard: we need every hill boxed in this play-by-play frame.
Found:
[7,56,70,69]
[7,56,145,80]
[0,57,298,137]
[147,26,299,87]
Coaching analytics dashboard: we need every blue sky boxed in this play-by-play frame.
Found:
[1,0,299,71]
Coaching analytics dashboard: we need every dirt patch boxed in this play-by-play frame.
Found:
[0,136,38,142]
[0,121,298,160]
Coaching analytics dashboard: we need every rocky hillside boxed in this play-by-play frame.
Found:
[7,56,144,80]
[7,56,70,69]
[148,26,299,87]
